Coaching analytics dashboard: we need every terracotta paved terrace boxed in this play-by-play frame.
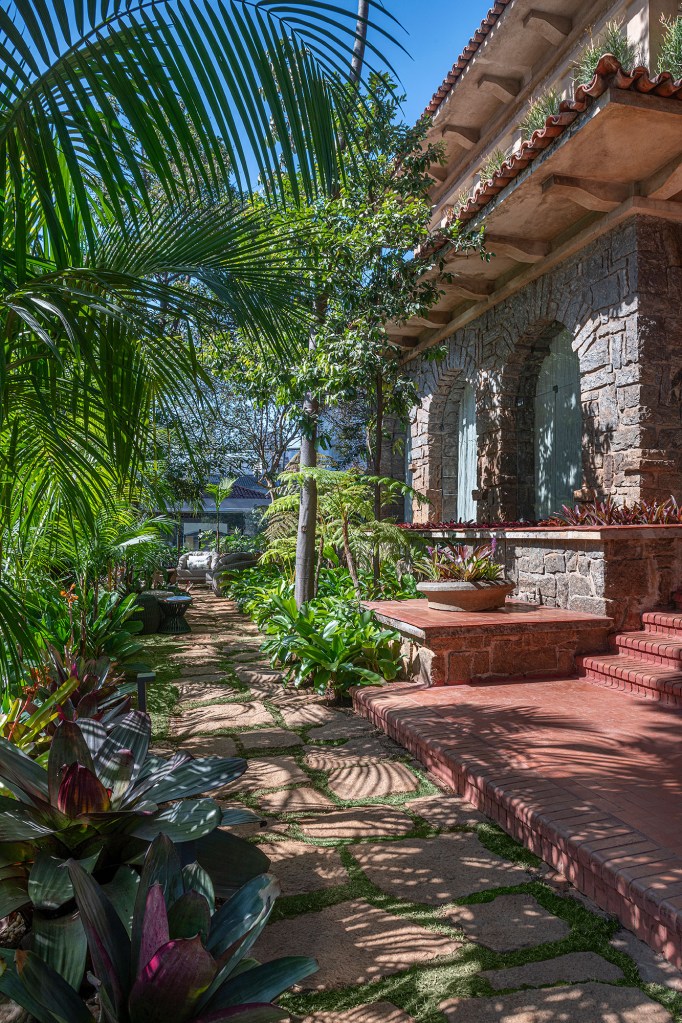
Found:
[149,591,682,1023]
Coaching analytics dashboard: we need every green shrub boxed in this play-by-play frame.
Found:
[479,148,508,184]
[256,593,402,697]
[517,89,560,139]
[658,14,682,77]
[573,20,642,86]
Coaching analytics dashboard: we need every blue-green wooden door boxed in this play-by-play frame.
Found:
[534,332,582,518]
[457,383,477,521]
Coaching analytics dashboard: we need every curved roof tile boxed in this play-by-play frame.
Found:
[423,0,512,119]
[447,55,682,227]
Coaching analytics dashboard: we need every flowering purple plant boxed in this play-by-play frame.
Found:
[417,542,505,582]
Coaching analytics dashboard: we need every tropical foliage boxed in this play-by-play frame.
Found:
[0,833,316,1023]
[548,496,682,526]
[0,712,266,985]
[254,593,402,697]
[264,467,421,597]
[415,542,505,582]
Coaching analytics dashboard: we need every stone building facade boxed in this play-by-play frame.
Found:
[406,216,682,522]
[388,0,682,525]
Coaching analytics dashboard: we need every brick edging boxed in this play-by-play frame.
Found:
[353,685,682,968]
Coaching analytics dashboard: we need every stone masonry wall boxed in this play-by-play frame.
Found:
[402,216,682,523]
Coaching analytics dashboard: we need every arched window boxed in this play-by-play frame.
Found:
[534,331,582,518]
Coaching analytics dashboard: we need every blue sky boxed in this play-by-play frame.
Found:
[376,0,494,122]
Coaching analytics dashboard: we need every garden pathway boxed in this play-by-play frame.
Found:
[156,590,682,1023]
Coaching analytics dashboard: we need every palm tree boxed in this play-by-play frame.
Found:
[0,0,397,674]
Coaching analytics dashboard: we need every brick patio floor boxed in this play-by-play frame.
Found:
[157,591,682,1023]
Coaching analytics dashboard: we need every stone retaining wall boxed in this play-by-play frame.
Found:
[419,526,682,630]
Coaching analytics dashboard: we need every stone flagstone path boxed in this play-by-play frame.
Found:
[157,591,682,1023]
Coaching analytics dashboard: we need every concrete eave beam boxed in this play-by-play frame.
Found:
[476,74,522,103]
[541,174,631,212]
[439,124,480,150]
[522,9,572,46]
[486,234,550,263]
[644,151,682,200]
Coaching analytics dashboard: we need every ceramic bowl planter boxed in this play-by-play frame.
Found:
[417,579,515,612]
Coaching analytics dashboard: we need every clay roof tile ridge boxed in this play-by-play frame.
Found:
[446,55,682,228]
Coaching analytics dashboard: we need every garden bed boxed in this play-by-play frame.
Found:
[403,525,682,631]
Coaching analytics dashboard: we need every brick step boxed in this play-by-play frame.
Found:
[642,611,682,637]
[578,651,682,705]
[612,630,682,668]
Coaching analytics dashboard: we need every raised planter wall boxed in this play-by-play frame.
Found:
[415,525,682,631]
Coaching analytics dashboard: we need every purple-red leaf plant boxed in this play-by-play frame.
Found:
[0,834,316,1023]
[0,712,268,990]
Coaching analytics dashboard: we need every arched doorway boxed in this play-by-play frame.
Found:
[534,331,582,518]
[457,382,477,522]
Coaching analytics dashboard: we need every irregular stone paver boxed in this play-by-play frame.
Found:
[481,952,624,991]
[307,715,375,740]
[280,704,336,728]
[351,835,528,904]
[259,840,347,894]
[327,762,420,801]
[239,728,303,751]
[448,894,569,951]
[300,807,414,840]
[303,1004,415,1023]
[253,900,460,990]
[440,982,672,1022]
[258,786,334,814]
[178,683,239,703]
[611,929,682,991]
[176,672,232,685]
[183,735,238,758]
[232,756,309,791]
[178,701,274,733]
[405,794,486,829]
[304,735,403,770]
[177,661,225,676]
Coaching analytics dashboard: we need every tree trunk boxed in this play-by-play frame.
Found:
[350,0,370,85]
[294,0,370,607]
[341,514,362,599]
[372,369,383,586]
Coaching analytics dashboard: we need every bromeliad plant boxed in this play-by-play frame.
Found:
[415,541,505,582]
[546,495,682,526]
[0,712,267,988]
[0,833,316,1023]
[44,648,133,727]
[258,594,402,696]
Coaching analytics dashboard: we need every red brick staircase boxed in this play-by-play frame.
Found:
[577,611,682,706]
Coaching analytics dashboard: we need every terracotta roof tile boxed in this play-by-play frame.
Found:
[422,0,512,119]
[448,56,682,227]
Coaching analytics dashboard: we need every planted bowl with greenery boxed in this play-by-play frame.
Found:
[415,541,514,612]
